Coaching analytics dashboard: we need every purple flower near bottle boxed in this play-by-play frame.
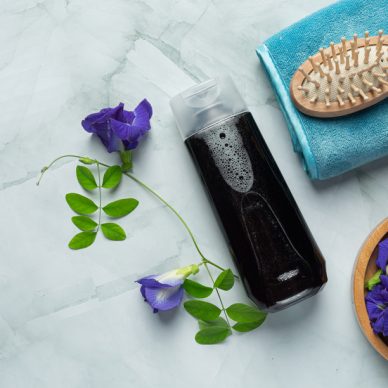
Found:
[136,264,199,312]
[82,99,153,153]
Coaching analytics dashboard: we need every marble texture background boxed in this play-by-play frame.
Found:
[1,0,388,387]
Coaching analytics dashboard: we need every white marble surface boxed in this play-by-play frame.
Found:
[1,0,388,387]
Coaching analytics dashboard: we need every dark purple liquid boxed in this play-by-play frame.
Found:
[185,112,327,312]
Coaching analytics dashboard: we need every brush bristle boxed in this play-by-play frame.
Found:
[298,30,387,107]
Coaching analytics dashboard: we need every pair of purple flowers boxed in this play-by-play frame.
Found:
[83,100,198,313]
[366,239,388,337]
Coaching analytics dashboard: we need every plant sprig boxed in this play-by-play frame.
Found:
[183,267,267,344]
[62,161,138,249]
[38,154,266,345]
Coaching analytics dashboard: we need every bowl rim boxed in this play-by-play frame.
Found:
[353,218,388,360]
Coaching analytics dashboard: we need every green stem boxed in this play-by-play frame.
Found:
[36,154,85,186]
[122,169,206,258]
[96,162,102,231]
[203,262,231,328]
[98,161,228,272]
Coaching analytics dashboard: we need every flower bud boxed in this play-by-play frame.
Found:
[79,157,96,165]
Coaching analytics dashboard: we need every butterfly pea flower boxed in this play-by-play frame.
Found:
[376,238,388,271]
[366,284,388,336]
[136,264,199,313]
[81,99,153,153]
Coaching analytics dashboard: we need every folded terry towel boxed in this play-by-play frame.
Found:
[256,0,388,180]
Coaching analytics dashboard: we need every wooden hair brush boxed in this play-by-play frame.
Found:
[290,30,387,118]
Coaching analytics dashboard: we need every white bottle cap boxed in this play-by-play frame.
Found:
[170,75,247,140]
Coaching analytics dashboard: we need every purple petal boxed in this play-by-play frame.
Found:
[136,275,170,289]
[110,119,150,151]
[381,275,388,289]
[140,285,146,300]
[137,278,172,289]
[82,103,125,153]
[366,298,385,321]
[366,285,388,304]
[365,282,388,330]
[144,285,184,311]
[82,104,124,132]
[372,309,388,335]
[136,270,185,288]
[381,287,388,302]
[376,239,388,270]
[82,111,107,133]
[383,309,388,337]
[99,126,122,152]
[136,275,168,301]
[110,119,142,141]
[122,139,139,151]
[136,275,156,299]
[133,99,152,129]
[117,109,135,124]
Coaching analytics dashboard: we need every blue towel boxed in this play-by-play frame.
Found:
[256,0,388,180]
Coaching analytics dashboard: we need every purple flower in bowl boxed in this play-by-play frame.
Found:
[81,99,153,153]
[365,237,388,339]
[136,264,199,312]
[376,239,388,271]
[366,284,388,336]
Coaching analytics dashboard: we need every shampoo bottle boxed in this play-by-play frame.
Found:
[170,76,327,312]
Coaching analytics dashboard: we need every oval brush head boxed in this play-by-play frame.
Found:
[290,30,387,118]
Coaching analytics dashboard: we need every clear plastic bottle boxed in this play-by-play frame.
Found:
[170,76,327,312]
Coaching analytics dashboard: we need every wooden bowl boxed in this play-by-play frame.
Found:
[353,218,388,360]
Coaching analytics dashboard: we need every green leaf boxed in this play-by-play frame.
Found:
[232,320,265,332]
[68,231,97,250]
[214,269,234,291]
[66,193,98,215]
[103,198,139,218]
[195,327,231,345]
[102,165,122,189]
[71,216,97,231]
[76,166,97,190]
[79,157,96,165]
[198,317,229,330]
[183,279,213,298]
[226,303,267,323]
[101,223,126,241]
[365,269,383,290]
[184,300,221,321]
